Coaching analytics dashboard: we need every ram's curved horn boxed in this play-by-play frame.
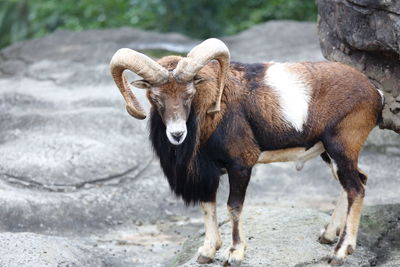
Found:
[110,48,169,119]
[173,38,230,114]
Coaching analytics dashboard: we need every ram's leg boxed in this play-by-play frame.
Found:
[224,166,252,267]
[323,146,367,264]
[321,105,375,265]
[197,198,222,264]
[319,189,347,244]
[330,175,365,265]
[319,153,347,244]
[327,167,368,264]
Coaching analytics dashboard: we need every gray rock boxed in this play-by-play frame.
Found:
[0,232,104,267]
[359,204,400,267]
[317,0,400,133]
[365,128,400,155]
[173,205,400,266]
[0,28,191,234]
[224,21,325,63]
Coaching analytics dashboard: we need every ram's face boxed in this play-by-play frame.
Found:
[149,81,196,145]
[132,73,207,145]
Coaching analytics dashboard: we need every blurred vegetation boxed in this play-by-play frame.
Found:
[0,0,317,49]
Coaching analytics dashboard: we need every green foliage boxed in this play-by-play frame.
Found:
[0,0,317,49]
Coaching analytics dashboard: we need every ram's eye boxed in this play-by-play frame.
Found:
[194,75,206,85]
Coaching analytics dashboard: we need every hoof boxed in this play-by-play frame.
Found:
[197,254,213,264]
[224,245,245,267]
[318,234,335,245]
[197,243,219,264]
[223,259,242,267]
[328,255,345,266]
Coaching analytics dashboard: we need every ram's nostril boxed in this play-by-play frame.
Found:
[171,131,184,142]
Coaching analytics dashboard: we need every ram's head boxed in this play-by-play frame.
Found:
[110,38,230,145]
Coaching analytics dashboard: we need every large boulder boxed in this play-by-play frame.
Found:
[317,0,400,133]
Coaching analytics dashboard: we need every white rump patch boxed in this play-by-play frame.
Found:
[265,63,312,132]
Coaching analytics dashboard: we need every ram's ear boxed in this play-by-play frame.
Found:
[131,80,152,89]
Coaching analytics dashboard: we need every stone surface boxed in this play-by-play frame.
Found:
[317,0,400,133]
[224,20,324,63]
[0,20,398,266]
[365,128,400,155]
[0,232,105,267]
[174,205,400,267]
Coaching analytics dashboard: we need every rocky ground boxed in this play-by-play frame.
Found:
[0,21,399,266]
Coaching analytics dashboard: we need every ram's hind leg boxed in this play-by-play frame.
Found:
[319,189,348,244]
[330,171,365,265]
[322,110,373,265]
[329,167,368,265]
[197,198,222,264]
[319,153,347,244]
[319,167,368,246]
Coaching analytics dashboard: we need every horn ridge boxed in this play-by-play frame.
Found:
[109,48,169,119]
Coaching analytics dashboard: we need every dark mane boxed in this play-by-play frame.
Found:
[149,107,221,205]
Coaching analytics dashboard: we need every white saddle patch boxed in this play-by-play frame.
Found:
[265,63,312,132]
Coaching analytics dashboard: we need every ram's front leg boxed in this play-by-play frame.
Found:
[224,166,252,267]
[197,197,222,264]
